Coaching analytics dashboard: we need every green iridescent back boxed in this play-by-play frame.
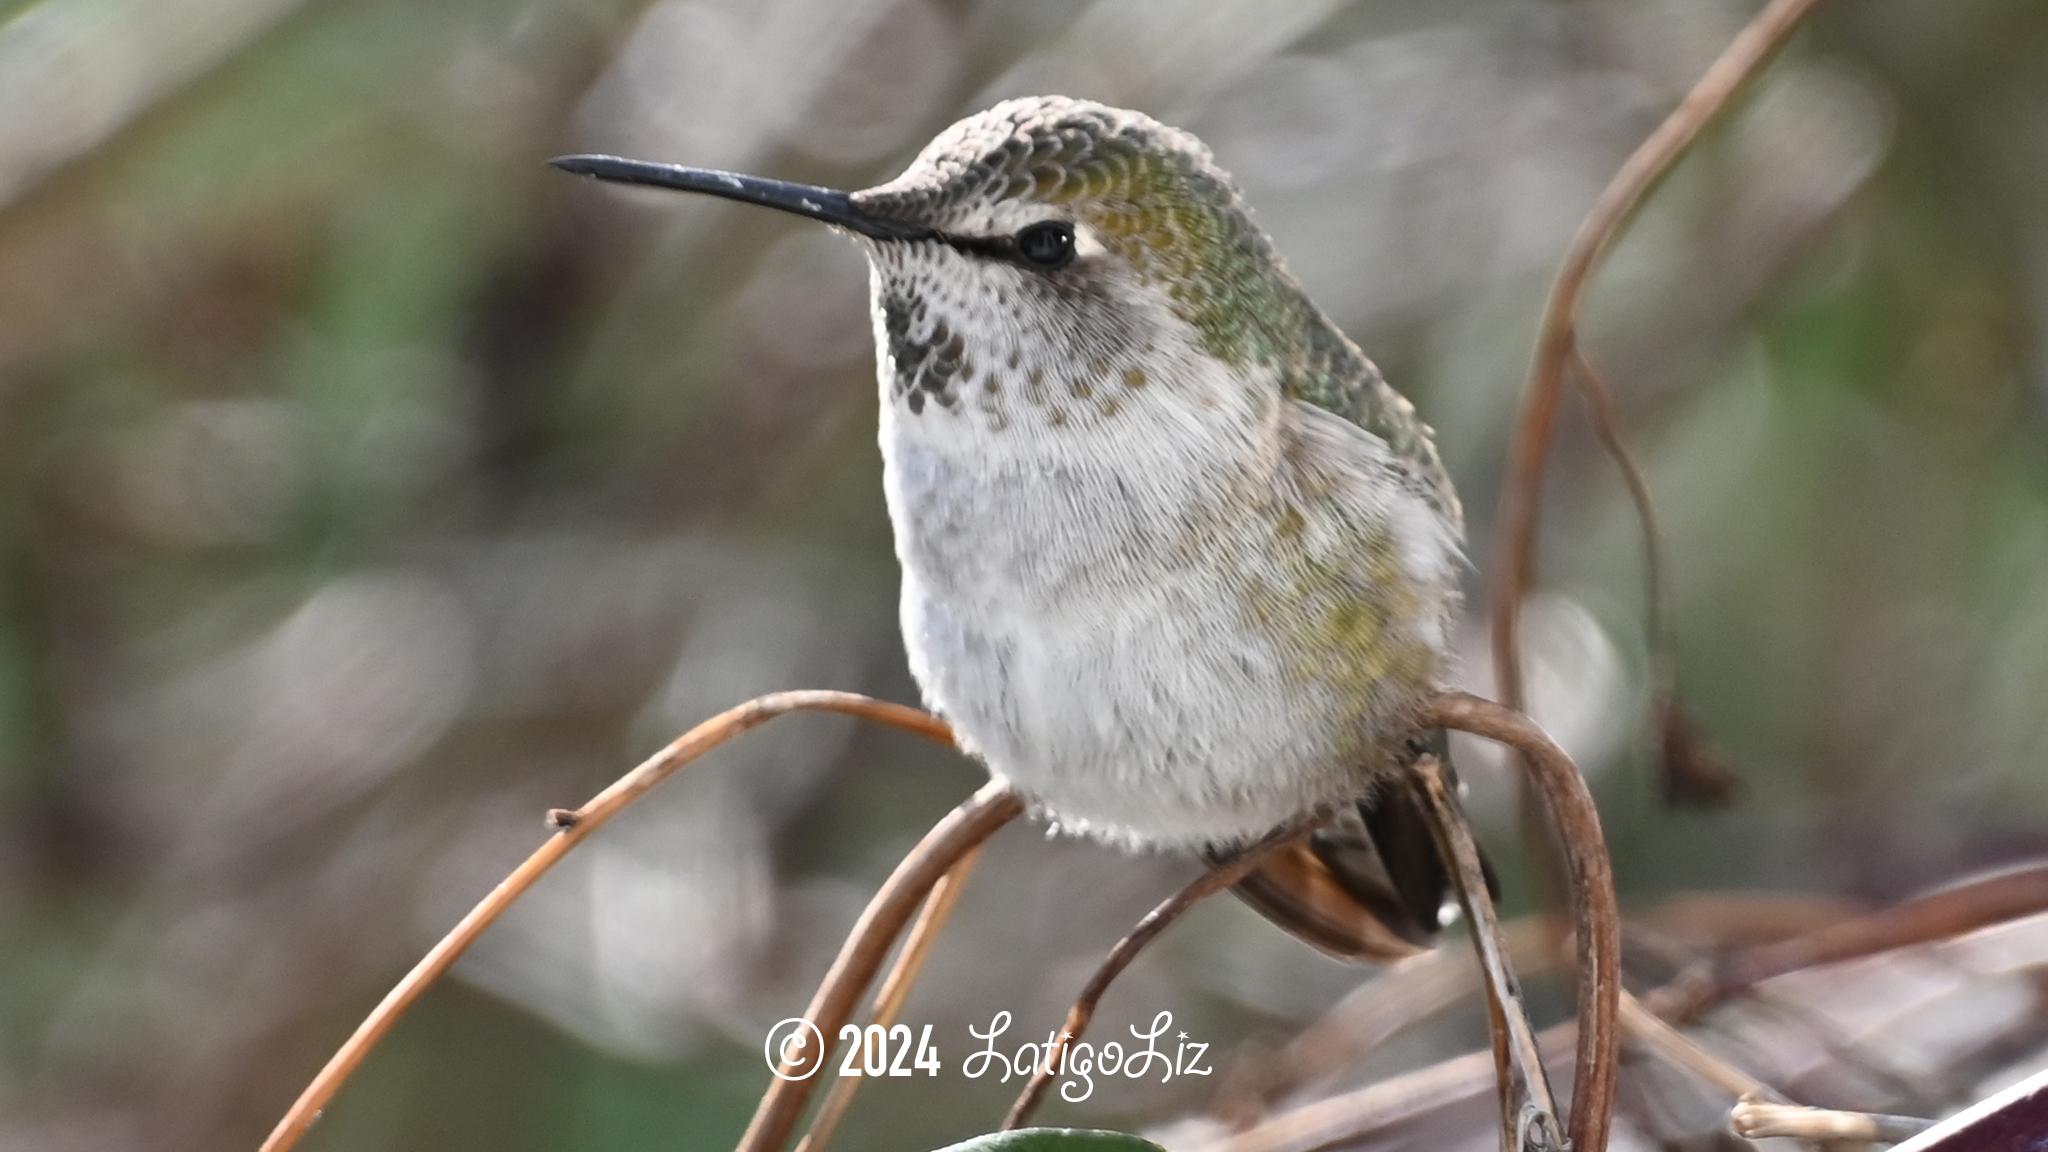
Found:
[855,96,1460,525]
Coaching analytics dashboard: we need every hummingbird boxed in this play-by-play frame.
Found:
[555,96,1469,960]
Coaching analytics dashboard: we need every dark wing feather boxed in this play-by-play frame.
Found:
[1281,313,1461,526]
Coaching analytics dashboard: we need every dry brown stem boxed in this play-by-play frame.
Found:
[1001,808,1336,1130]
[1565,347,1747,812]
[1219,1025,1580,1152]
[1727,862,2048,988]
[1221,924,1784,1129]
[1648,861,2048,1022]
[1411,754,1564,1152]
[1234,889,1852,1117]
[1489,0,1826,717]
[1221,872,2041,1151]
[1567,346,1668,671]
[739,779,1024,1152]
[1618,990,1779,1103]
[793,845,989,1152]
[1420,692,1620,1152]
[257,691,954,1152]
[1212,920,1566,1121]
[1217,999,1932,1152]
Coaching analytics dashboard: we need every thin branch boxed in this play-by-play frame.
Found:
[1490,0,1827,716]
[1223,923,1784,1128]
[1568,287,1743,812]
[793,844,989,1152]
[1569,344,1669,672]
[1215,1009,1931,1152]
[258,691,955,1152]
[1731,1101,1932,1144]
[739,779,1024,1152]
[1646,861,2048,1022]
[1411,754,1564,1152]
[1211,919,1566,1122]
[1619,990,1781,1103]
[1245,887,1852,1116]
[1219,1025,1579,1152]
[1219,871,2044,1150]
[1002,808,1336,1130]
[1728,862,2048,989]
[1565,348,1740,817]
[1420,692,1621,1152]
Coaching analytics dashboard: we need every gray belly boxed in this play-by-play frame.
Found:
[901,571,1377,847]
[884,434,1427,849]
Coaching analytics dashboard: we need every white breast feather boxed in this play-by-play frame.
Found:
[874,274,1458,848]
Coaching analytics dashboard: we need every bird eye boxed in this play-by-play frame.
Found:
[1014,220,1075,269]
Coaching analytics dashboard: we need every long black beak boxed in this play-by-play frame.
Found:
[549,154,934,242]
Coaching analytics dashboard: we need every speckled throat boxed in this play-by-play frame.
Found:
[852,97,1458,524]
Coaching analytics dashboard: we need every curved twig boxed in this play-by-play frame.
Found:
[739,780,1024,1152]
[793,844,989,1152]
[1420,692,1621,1152]
[1490,0,1826,715]
[1567,346,1668,672]
[1492,0,1829,931]
[1001,808,1335,1130]
[258,691,954,1152]
[1569,347,1741,807]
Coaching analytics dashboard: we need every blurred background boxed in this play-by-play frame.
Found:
[0,0,2045,1149]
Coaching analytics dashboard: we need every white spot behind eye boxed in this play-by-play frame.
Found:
[1074,223,1107,259]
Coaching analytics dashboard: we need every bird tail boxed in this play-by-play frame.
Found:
[1221,738,1498,962]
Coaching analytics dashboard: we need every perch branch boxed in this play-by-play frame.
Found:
[1420,692,1620,1152]
[1002,808,1336,1130]
[258,691,954,1152]
[1410,753,1565,1152]
[739,779,1023,1152]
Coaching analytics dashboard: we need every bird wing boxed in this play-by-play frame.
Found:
[1280,312,1462,528]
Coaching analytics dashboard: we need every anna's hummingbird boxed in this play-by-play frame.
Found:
[556,96,1467,959]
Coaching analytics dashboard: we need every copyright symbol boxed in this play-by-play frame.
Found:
[765,1017,826,1080]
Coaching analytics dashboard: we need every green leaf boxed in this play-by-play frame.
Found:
[930,1130,1168,1152]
